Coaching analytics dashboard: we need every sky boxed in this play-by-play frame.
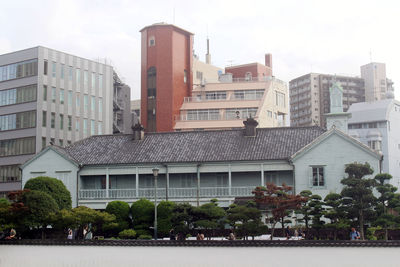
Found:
[1,0,399,100]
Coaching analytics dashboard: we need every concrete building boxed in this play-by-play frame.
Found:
[348,95,400,189]
[0,46,114,197]
[225,54,273,81]
[290,73,365,127]
[21,118,381,209]
[113,71,133,134]
[361,62,394,101]
[174,75,288,131]
[131,99,141,119]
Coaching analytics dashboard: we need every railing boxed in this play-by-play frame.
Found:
[79,186,257,200]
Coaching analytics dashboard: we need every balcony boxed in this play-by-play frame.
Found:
[79,186,257,200]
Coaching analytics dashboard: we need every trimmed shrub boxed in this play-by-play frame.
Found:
[105,201,130,222]
[118,229,136,239]
[131,199,154,230]
[137,234,152,240]
[157,201,175,237]
[24,176,72,210]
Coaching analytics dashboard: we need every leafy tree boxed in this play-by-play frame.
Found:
[131,199,154,234]
[309,194,325,238]
[323,193,350,240]
[73,206,116,236]
[24,176,72,210]
[341,162,376,240]
[171,203,194,237]
[0,198,13,231]
[118,229,136,239]
[295,190,312,233]
[193,200,226,239]
[105,201,131,234]
[374,173,398,240]
[157,201,175,237]
[253,183,307,240]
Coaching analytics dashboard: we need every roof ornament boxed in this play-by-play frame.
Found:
[243,116,258,137]
[132,123,145,141]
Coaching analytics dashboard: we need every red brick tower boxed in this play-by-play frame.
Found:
[140,23,193,132]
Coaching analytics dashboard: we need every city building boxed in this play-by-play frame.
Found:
[361,62,394,102]
[113,71,133,134]
[140,23,194,133]
[0,46,114,197]
[174,74,288,131]
[131,99,141,119]
[225,54,273,80]
[348,94,400,189]
[21,118,381,209]
[290,73,365,127]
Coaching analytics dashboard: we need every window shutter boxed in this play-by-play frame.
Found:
[308,166,313,188]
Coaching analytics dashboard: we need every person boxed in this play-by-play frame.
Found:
[350,227,360,240]
[228,230,235,241]
[294,229,299,238]
[169,229,176,240]
[67,228,73,240]
[285,226,291,240]
[5,228,16,240]
[196,231,205,240]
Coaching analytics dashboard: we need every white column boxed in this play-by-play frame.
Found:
[135,167,139,198]
[105,168,109,198]
[197,165,200,207]
[165,165,169,201]
[228,164,232,196]
[261,164,264,186]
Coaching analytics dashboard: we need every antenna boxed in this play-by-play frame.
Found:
[369,49,372,63]
[173,7,175,24]
[227,60,234,66]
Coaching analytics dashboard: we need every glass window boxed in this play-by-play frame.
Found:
[43,60,48,75]
[68,91,72,106]
[76,93,80,108]
[68,66,73,81]
[0,111,36,131]
[91,72,96,88]
[83,119,88,135]
[51,112,55,128]
[42,111,46,127]
[76,69,80,84]
[60,89,64,104]
[59,139,63,147]
[84,95,89,112]
[186,109,220,120]
[206,91,226,100]
[84,70,88,86]
[60,114,64,130]
[52,62,56,78]
[98,98,102,117]
[312,167,324,186]
[67,116,72,131]
[91,120,95,135]
[75,118,80,132]
[225,108,257,119]
[0,165,21,182]
[43,85,47,101]
[60,64,64,79]
[98,122,102,135]
[0,59,37,82]
[91,96,95,112]
[0,84,37,107]
[276,91,285,107]
[98,74,103,89]
[42,137,46,150]
[0,137,36,157]
[51,87,56,103]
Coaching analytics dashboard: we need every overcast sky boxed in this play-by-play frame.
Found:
[1,0,399,100]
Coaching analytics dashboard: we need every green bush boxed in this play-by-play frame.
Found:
[137,234,152,240]
[24,176,72,210]
[157,201,175,237]
[131,199,154,230]
[135,229,151,237]
[22,190,59,229]
[118,229,136,239]
[105,201,130,222]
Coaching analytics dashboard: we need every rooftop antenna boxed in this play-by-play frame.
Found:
[228,60,234,66]
[369,49,372,63]
[173,7,175,24]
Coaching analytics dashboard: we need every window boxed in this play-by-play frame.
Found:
[0,111,36,131]
[186,109,220,120]
[67,140,71,145]
[59,114,64,130]
[51,113,55,128]
[83,119,88,135]
[67,116,72,131]
[245,72,252,81]
[84,95,89,112]
[43,85,47,101]
[149,36,155,46]
[225,108,257,120]
[51,87,56,103]
[234,90,264,100]
[43,60,48,75]
[147,67,157,132]
[0,84,37,107]
[312,167,324,187]
[91,120,95,135]
[0,137,36,157]
[52,62,56,78]
[76,69,80,84]
[98,98,102,117]
[76,93,80,108]
[42,137,46,149]
[267,110,272,117]
[50,138,55,145]
[68,91,72,106]
[205,91,226,100]
[68,66,73,81]
[91,96,95,112]
[98,74,103,89]
[0,165,21,182]
[368,140,382,151]
[84,70,88,86]
[91,72,96,88]
[196,71,203,81]
[42,111,46,127]
[59,139,63,146]
[184,70,187,83]
[276,91,285,107]
[98,122,102,135]
[0,59,37,82]
[60,64,64,79]
[76,119,80,131]
[60,89,64,104]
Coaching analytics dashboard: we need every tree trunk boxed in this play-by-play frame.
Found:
[385,227,388,241]
[270,223,277,240]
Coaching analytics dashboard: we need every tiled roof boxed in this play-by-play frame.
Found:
[62,127,325,166]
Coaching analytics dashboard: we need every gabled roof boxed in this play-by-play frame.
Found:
[290,127,382,161]
[63,127,325,166]
[20,145,79,169]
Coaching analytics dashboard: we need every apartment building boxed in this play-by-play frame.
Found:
[0,46,114,196]
[361,62,393,101]
[290,73,364,127]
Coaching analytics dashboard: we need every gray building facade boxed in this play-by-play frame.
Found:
[0,46,114,196]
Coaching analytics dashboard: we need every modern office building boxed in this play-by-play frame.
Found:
[0,46,114,197]
[131,99,141,120]
[113,71,133,134]
[348,94,400,189]
[361,62,393,102]
[174,74,288,131]
[290,73,365,127]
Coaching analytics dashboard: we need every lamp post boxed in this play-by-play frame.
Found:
[152,167,159,240]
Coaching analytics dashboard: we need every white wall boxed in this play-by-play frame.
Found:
[21,149,79,207]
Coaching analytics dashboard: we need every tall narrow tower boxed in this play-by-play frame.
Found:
[140,23,194,132]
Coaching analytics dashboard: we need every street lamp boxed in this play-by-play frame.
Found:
[152,167,159,240]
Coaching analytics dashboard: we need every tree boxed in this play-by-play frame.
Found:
[309,194,325,238]
[253,183,307,240]
[295,190,313,233]
[73,206,116,237]
[131,199,154,235]
[341,162,376,240]
[374,173,398,240]
[24,176,72,210]
[105,201,131,235]
[323,193,350,240]
[192,200,226,239]
[157,201,175,238]
[171,203,194,238]
[0,198,12,231]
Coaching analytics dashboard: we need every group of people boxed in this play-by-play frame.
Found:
[285,226,305,240]
[0,228,16,240]
[168,229,236,241]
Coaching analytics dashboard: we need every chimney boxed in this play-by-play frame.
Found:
[265,53,273,75]
[132,123,145,140]
[205,38,211,64]
[243,117,259,137]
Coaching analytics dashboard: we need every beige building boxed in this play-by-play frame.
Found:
[361,62,392,101]
[174,74,288,131]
